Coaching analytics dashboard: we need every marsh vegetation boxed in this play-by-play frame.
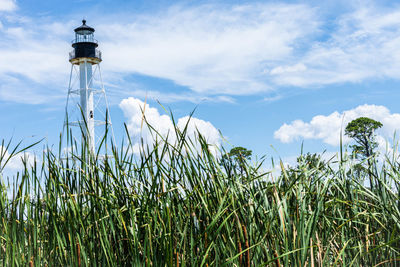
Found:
[0,117,399,266]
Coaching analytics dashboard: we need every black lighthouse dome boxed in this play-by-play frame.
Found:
[70,20,101,63]
[74,19,95,34]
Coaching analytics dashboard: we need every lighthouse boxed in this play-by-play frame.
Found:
[65,20,113,154]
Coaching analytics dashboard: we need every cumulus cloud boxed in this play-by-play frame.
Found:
[274,104,400,147]
[119,97,221,154]
[0,146,35,173]
[0,0,16,11]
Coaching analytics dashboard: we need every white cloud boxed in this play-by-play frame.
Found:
[0,146,35,172]
[3,3,400,104]
[270,63,307,75]
[0,17,73,104]
[119,97,221,154]
[0,2,317,103]
[0,23,70,82]
[99,3,318,95]
[0,0,16,11]
[125,89,235,104]
[274,104,400,147]
[270,4,400,87]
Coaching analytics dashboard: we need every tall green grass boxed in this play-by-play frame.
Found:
[0,117,400,266]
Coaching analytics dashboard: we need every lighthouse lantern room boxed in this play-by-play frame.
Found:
[70,20,101,62]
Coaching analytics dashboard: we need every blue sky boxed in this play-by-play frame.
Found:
[1,0,400,169]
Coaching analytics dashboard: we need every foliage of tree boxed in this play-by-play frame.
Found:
[345,117,383,160]
[228,146,252,162]
[220,146,252,178]
[286,152,331,186]
[296,152,325,170]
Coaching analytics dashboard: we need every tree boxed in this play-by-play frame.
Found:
[286,152,331,185]
[345,117,382,188]
[345,117,382,159]
[228,146,252,162]
[220,146,252,178]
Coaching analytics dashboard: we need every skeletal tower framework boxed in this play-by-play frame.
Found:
[64,20,113,154]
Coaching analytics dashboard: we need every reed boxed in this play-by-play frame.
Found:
[0,116,399,266]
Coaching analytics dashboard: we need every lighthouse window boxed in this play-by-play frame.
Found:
[90,111,93,118]
[74,32,94,43]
